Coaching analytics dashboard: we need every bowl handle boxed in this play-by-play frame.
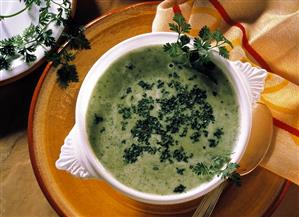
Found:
[230,61,267,105]
[55,125,95,178]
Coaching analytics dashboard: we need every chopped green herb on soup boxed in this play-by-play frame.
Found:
[86,46,239,195]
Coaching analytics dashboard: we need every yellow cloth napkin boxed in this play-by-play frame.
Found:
[152,0,299,185]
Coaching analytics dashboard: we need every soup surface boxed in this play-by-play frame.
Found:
[86,46,239,195]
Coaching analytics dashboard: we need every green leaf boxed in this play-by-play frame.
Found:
[219,162,241,187]
[24,51,37,63]
[0,44,16,56]
[173,13,184,26]
[22,24,36,41]
[44,36,56,47]
[179,35,190,46]
[173,184,186,193]
[24,0,40,9]
[45,52,62,67]
[227,171,241,186]
[181,22,191,34]
[57,64,79,88]
[63,51,76,62]
[62,22,91,50]
[163,42,182,57]
[26,44,36,53]
[170,14,191,34]
[220,162,239,180]
[39,7,52,26]
[0,56,10,70]
[211,154,230,169]
[212,29,224,42]
[199,26,211,41]
[194,38,211,50]
[169,23,180,33]
[219,46,229,59]
[192,162,210,176]
[69,33,90,50]
[224,38,233,48]
[18,46,34,59]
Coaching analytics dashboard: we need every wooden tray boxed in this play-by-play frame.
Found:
[28,2,289,217]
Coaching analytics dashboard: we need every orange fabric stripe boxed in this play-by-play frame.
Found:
[209,0,299,137]
[263,80,289,94]
[260,96,297,114]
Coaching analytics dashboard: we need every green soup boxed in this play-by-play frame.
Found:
[86,46,239,195]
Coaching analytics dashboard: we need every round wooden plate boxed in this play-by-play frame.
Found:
[28,2,288,217]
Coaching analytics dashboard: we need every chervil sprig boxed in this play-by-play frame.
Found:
[192,154,241,186]
[0,0,90,88]
[169,14,191,36]
[164,14,233,68]
[220,162,241,186]
[45,20,90,88]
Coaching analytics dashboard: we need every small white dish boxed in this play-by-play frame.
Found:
[0,0,73,83]
[55,32,267,205]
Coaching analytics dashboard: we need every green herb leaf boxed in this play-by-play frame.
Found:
[56,63,79,88]
[179,35,190,46]
[192,162,210,176]
[45,52,61,67]
[218,46,229,58]
[169,23,180,34]
[0,44,16,56]
[0,56,10,70]
[171,14,191,35]
[174,14,191,33]
[212,29,225,42]
[62,21,91,50]
[219,162,241,186]
[176,167,185,175]
[163,42,183,58]
[191,154,241,186]
[164,14,233,73]
[227,171,241,186]
[173,184,186,193]
[0,0,90,89]
[199,26,211,41]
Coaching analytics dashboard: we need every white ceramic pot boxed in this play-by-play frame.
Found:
[55,32,267,205]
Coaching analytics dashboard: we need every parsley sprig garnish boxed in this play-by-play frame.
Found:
[192,154,241,186]
[0,0,90,87]
[164,14,233,68]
